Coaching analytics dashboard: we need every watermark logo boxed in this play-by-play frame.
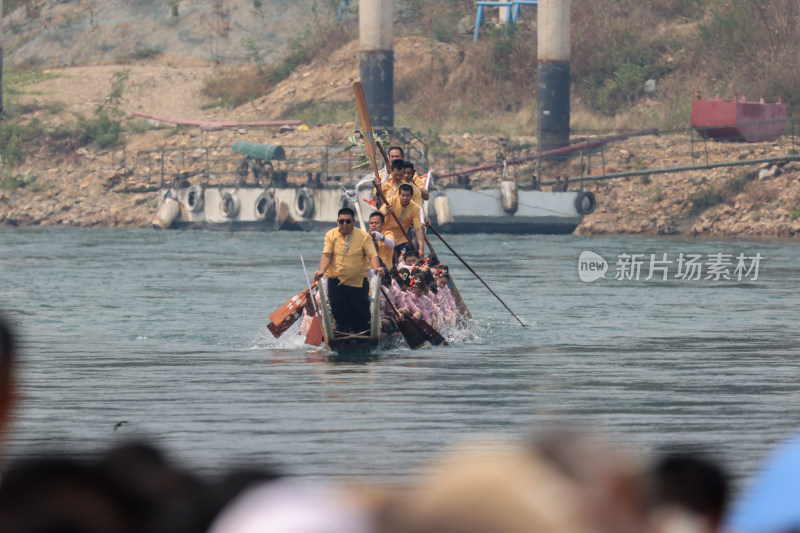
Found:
[578,251,762,282]
[578,251,608,283]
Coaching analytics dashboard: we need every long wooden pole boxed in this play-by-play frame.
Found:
[425,223,527,327]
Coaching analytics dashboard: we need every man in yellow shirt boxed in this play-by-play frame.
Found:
[379,159,405,208]
[377,146,428,202]
[379,183,425,258]
[377,146,406,181]
[403,161,429,203]
[368,211,396,269]
[314,208,384,333]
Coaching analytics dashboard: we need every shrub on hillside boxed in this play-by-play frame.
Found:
[203,2,355,108]
[75,109,123,149]
[572,0,674,115]
[0,119,46,165]
[399,0,473,43]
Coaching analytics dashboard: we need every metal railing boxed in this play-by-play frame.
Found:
[431,119,800,190]
[116,134,429,192]
[112,118,800,193]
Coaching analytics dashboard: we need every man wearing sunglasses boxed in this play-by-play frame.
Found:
[314,208,384,333]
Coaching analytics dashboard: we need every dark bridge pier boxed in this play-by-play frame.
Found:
[537,0,571,151]
[359,0,394,127]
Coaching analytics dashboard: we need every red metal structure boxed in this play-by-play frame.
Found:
[691,94,786,143]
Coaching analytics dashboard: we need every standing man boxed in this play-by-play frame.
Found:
[377,145,405,183]
[368,211,396,269]
[385,146,405,173]
[314,208,384,333]
[379,183,425,258]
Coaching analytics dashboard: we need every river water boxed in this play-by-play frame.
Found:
[1,227,799,486]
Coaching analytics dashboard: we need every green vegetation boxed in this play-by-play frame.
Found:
[2,0,27,16]
[0,68,137,166]
[0,119,46,165]
[790,205,800,221]
[2,67,60,97]
[0,166,40,191]
[75,110,123,149]
[132,45,164,60]
[71,71,128,149]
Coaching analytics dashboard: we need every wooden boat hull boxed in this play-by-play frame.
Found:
[317,276,382,353]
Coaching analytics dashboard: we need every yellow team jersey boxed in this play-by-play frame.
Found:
[381,197,424,245]
[381,170,426,205]
[322,227,377,287]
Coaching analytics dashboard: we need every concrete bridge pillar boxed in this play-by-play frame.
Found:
[359,0,394,127]
[537,0,570,151]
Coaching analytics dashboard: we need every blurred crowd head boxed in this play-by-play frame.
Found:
[0,315,16,450]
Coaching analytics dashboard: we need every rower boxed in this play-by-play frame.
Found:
[379,183,425,259]
[403,161,429,203]
[378,159,406,207]
[368,211,397,269]
[398,249,421,270]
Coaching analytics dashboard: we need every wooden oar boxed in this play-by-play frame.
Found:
[376,142,390,166]
[412,316,448,346]
[300,256,323,346]
[379,286,427,349]
[267,288,309,338]
[425,222,527,327]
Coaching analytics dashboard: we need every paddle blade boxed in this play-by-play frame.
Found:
[397,317,428,349]
[448,284,472,319]
[353,82,378,164]
[304,315,324,346]
[412,317,449,346]
[267,289,308,338]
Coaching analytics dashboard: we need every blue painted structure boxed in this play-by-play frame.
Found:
[473,0,538,42]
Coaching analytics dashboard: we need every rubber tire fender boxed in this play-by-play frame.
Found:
[220,191,241,219]
[296,188,315,219]
[254,191,277,221]
[185,184,205,213]
[574,191,596,215]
